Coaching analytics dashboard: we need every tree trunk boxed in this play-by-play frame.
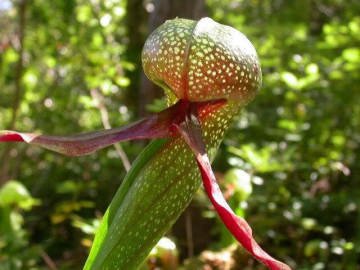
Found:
[124,0,147,110]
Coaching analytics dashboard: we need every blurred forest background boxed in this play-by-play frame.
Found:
[0,0,359,269]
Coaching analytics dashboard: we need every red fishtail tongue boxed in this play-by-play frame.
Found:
[0,101,186,156]
[0,99,224,156]
[175,107,291,270]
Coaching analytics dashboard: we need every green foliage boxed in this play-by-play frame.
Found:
[0,180,39,209]
[0,181,41,269]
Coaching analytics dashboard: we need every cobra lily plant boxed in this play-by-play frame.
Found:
[0,18,291,270]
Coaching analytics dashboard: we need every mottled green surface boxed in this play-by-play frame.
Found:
[142,18,261,103]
